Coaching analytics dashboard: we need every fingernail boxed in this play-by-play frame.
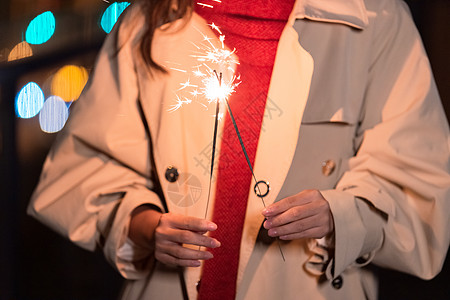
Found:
[193,261,201,267]
[262,208,271,216]
[263,220,272,229]
[207,222,217,231]
[211,239,221,248]
[268,229,277,237]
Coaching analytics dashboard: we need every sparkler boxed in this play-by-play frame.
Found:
[167,21,239,216]
[167,20,240,219]
[168,4,285,261]
[168,27,239,112]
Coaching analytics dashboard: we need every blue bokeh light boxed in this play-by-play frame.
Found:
[100,2,131,34]
[16,82,45,118]
[39,96,70,133]
[25,11,56,45]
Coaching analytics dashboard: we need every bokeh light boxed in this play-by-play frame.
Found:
[51,65,89,102]
[16,82,45,118]
[8,41,33,62]
[100,2,131,34]
[39,96,70,133]
[25,11,56,45]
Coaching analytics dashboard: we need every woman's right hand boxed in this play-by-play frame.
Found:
[129,207,220,268]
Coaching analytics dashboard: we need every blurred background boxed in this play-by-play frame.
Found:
[0,0,449,299]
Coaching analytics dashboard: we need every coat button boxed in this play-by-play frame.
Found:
[322,159,336,176]
[331,275,343,289]
[165,166,179,182]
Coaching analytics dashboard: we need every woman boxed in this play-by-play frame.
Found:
[28,0,450,299]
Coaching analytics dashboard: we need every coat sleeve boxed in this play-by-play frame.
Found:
[27,7,162,279]
[320,0,450,279]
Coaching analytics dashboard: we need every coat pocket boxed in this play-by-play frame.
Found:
[277,117,357,199]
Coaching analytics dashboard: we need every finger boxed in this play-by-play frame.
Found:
[158,242,214,260]
[264,204,318,229]
[262,190,321,217]
[162,213,217,232]
[267,215,319,237]
[156,242,214,264]
[262,197,298,217]
[156,227,221,248]
[155,252,206,268]
[279,226,330,240]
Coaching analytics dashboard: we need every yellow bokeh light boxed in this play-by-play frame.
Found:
[51,65,89,102]
[8,41,33,62]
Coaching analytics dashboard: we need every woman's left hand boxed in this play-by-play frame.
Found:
[262,189,334,240]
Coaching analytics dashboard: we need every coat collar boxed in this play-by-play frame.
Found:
[294,0,369,29]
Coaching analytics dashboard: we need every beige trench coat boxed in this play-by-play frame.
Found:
[28,0,450,299]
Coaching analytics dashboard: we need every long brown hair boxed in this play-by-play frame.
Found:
[139,0,194,72]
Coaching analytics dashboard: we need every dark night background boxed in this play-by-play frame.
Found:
[0,0,449,299]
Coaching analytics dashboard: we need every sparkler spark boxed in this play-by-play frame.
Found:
[219,35,225,48]
[210,23,222,34]
[197,2,214,8]
[193,68,205,77]
[192,31,238,66]
[168,95,192,113]
[201,70,237,103]
[190,89,201,97]
[167,24,239,113]
[169,67,187,73]
[178,78,198,91]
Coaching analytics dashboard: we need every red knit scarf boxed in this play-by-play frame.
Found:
[195,1,294,299]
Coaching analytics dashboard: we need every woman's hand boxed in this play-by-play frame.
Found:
[129,206,220,268]
[262,190,334,240]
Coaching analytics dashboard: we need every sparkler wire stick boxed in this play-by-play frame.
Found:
[203,71,222,220]
[224,99,285,261]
